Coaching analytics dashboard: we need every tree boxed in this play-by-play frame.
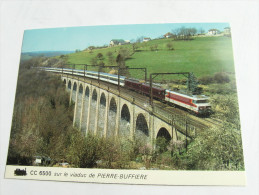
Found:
[211,94,240,129]
[106,51,113,57]
[183,124,244,170]
[166,42,174,50]
[66,131,103,168]
[136,36,144,43]
[186,72,199,93]
[88,46,95,50]
[132,43,139,52]
[88,46,95,53]
[116,54,124,67]
[116,54,130,77]
[118,48,131,59]
[150,44,158,51]
[198,28,205,34]
[98,61,105,72]
[106,51,115,65]
[214,72,230,83]
[96,53,104,60]
[172,26,197,40]
[189,28,197,36]
[7,69,73,165]
[90,57,98,65]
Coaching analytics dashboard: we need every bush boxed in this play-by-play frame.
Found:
[155,137,169,154]
[7,69,73,165]
[214,72,230,83]
[183,125,244,170]
[166,42,174,50]
[207,83,237,94]
[96,53,104,60]
[66,131,104,168]
[199,75,214,85]
[199,72,230,85]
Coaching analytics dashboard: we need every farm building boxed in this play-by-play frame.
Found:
[207,29,220,35]
[164,32,173,38]
[109,39,130,47]
[223,27,231,36]
[143,37,151,42]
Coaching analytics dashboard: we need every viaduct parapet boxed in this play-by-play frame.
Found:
[60,73,210,146]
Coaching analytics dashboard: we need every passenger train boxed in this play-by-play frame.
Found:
[41,67,211,115]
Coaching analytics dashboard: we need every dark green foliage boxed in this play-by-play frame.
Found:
[116,54,130,77]
[199,75,215,84]
[66,131,103,168]
[118,47,132,59]
[106,51,115,65]
[7,67,73,165]
[96,53,104,60]
[172,27,196,40]
[19,57,46,69]
[132,43,140,52]
[199,72,230,85]
[150,44,158,51]
[214,72,230,83]
[210,94,240,129]
[207,83,237,94]
[186,72,199,94]
[155,137,169,153]
[98,61,105,72]
[182,124,244,170]
[90,57,98,65]
[166,42,174,50]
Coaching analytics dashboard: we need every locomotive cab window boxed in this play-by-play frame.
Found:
[193,100,208,104]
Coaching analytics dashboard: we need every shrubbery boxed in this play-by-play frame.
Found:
[214,72,230,83]
[181,124,244,170]
[7,68,74,165]
[199,72,230,85]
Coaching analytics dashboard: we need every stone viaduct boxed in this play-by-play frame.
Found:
[59,73,209,146]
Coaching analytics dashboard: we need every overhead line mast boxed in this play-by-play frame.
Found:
[149,72,190,107]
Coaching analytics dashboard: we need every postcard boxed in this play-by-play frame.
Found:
[4,23,246,186]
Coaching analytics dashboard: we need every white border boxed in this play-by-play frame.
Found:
[5,165,246,186]
[1,0,258,195]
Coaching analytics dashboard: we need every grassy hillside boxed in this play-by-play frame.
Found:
[64,36,235,79]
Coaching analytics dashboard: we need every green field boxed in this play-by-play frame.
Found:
[64,36,235,79]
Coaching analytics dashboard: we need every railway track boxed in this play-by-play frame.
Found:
[202,117,223,127]
[58,71,222,130]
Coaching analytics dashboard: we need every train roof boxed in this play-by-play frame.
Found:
[142,83,165,91]
[166,89,209,100]
[101,72,126,79]
[72,69,126,79]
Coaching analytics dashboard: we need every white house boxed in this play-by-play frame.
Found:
[109,39,126,47]
[223,27,231,35]
[207,29,219,35]
[143,37,151,42]
[164,32,173,38]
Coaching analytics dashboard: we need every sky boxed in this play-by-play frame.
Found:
[22,23,229,52]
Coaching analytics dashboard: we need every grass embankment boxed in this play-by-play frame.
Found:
[63,36,234,79]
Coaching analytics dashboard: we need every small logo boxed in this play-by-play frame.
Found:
[14,168,27,176]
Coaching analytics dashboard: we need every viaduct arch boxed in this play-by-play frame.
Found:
[62,76,185,146]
